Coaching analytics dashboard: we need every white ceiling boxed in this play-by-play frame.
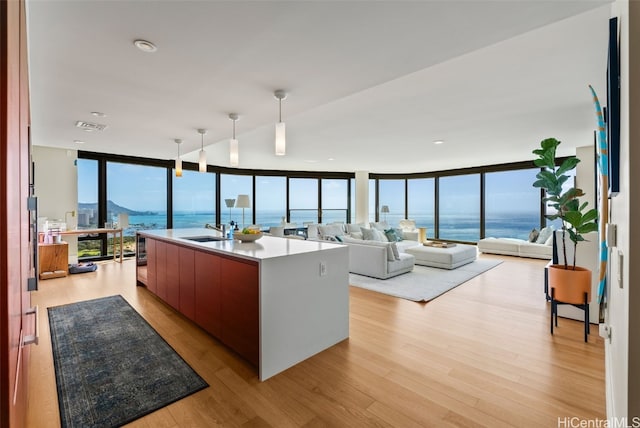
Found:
[27,0,612,174]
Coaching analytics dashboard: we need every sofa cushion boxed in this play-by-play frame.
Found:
[528,228,539,242]
[348,231,363,240]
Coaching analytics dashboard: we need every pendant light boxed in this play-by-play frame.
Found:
[197,128,207,172]
[274,90,287,156]
[174,139,183,177]
[229,113,239,167]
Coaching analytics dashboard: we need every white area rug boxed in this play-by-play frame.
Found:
[349,259,502,302]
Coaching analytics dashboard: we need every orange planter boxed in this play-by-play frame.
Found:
[548,264,592,304]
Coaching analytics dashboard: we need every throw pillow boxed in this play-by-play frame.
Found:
[370,221,389,231]
[346,223,365,234]
[384,228,401,242]
[536,226,554,244]
[394,228,405,241]
[362,228,377,241]
[334,235,343,242]
[373,228,388,242]
[389,242,400,260]
[349,231,363,240]
[528,228,539,243]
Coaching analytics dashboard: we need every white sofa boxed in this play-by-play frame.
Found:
[477,236,553,259]
[341,237,415,279]
[478,228,553,260]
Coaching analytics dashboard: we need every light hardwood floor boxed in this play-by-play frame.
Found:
[26,254,605,427]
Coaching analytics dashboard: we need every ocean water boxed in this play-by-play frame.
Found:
[117,210,540,242]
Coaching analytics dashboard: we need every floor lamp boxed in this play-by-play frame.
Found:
[381,205,389,223]
[235,195,250,229]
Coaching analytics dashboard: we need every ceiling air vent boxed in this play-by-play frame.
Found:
[75,120,107,132]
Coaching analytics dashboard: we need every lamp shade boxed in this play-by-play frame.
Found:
[235,194,251,208]
[175,158,182,177]
[224,198,236,208]
[117,213,129,229]
[230,138,239,166]
[275,122,286,156]
[198,149,207,172]
[381,205,390,214]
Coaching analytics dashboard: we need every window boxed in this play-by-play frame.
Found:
[77,159,100,258]
[407,178,435,236]
[220,174,253,229]
[439,174,480,241]
[378,179,405,226]
[350,178,356,223]
[485,169,540,240]
[107,162,167,256]
[321,179,348,223]
[173,170,216,229]
[255,176,286,227]
[289,178,318,225]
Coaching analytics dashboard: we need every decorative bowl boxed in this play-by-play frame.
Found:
[233,231,263,242]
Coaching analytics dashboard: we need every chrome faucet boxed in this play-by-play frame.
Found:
[205,223,226,236]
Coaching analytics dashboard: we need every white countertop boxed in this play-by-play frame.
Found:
[138,228,344,261]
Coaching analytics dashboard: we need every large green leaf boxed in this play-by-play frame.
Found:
[557,157,580,175]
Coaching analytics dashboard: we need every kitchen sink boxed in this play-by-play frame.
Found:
[181,235,227,242]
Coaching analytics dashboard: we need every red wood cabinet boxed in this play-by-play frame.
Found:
[165,243,180,310]
[179,247,195,321]
[140,237,260,367]
[194,250,221,337]
[220,258,259,366]
[155,240,167,301]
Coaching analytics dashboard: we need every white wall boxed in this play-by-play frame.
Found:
[32,146,78,263]
[605,0,639,420]
[576,145,596,210]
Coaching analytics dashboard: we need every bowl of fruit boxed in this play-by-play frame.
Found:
[233,228,263,242]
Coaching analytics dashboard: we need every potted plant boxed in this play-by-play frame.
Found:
[532,138,598,305]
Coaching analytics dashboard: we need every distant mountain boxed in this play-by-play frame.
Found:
[78,200,157,216]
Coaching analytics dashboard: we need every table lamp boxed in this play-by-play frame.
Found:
[224,198,235,224]
[235,195,251,229]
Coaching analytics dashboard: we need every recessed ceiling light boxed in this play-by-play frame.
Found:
[90,111,106,117]
[73,140,85,144]
[433,140,445,145]
[328,158,335,161]
[133,39,157,53]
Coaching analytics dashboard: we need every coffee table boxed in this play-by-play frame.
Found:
[404,243,477,269]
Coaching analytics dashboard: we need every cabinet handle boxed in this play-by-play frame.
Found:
[24,306,39,346]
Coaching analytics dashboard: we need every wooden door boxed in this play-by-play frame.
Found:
[165,243,180,310]
[220,258,259,366]
[1,0,33,425]
[194,251,221,337]
[179,247,195,321]
[155,240,167,300]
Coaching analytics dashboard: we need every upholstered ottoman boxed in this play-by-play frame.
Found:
[404,244,477,269]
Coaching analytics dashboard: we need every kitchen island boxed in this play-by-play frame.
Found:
[136,228,349,381]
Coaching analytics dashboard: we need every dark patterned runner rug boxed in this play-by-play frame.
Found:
[48,295,208,428]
